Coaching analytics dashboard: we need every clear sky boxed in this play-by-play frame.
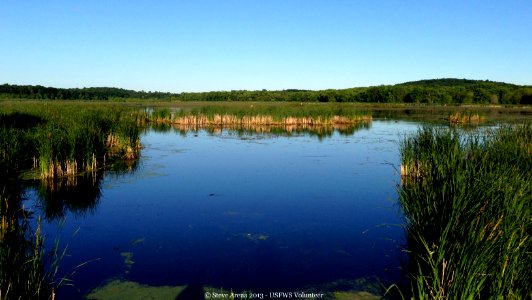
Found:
[1,1,531,92]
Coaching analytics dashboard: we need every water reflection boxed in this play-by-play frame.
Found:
[29,158,140,220]
[148,121,372,140]
[0,159,140,298]
[20,121,421,299]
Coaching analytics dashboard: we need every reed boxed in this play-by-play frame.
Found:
[147,104,372,128]
[399,125,531,299]
[1,103,141,179]
[448,111,485,124]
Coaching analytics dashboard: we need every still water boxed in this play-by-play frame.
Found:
[29,121,419,298]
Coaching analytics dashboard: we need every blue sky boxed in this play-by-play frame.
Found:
[1,1,531,92]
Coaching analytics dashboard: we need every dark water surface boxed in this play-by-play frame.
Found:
[29,121,419,298]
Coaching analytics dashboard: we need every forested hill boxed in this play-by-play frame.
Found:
[398,78,520,87]
[1,79,531,104]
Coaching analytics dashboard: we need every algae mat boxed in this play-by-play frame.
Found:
[86,280,381,300]
[86,280,184,300]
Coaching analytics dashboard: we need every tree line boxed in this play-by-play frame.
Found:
[1,79,531,104]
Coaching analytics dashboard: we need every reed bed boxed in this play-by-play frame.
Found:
[399,125,531,299]
[0,103,141,179]
[448,111,485,124]
[151,113,372,126]
[146,104,372,127]
[155,120,371,140]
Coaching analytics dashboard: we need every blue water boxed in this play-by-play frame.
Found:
[30,120,419,298]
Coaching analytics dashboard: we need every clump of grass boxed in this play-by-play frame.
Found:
[448,111,485,124]
[399,125,531,299]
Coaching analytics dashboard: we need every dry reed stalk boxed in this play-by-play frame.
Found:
[449,112,484,124]
[400,160,426,186]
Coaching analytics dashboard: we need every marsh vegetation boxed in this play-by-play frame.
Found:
[0,103,143,298]
[1,100,530,299]
[399,125,531,299]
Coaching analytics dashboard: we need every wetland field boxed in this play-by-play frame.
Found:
[0,101,530,299]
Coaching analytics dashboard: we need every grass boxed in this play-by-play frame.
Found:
[448,111,485,124]
[399,125,531,299]
[146,102,372,126]
[0,102,141,179]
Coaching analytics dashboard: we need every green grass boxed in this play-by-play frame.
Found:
[144,103,373,134]
[399,125,531,299]
[0,102,141,178]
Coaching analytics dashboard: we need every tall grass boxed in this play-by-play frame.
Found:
[448,111,485,124]
[1,103,141,178]
[399,125,531,299]
[147,103,372,127]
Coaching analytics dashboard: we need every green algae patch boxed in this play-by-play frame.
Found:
[333,291,381,300]
[129,237,145,246]
[120,252,134,274]
[85,280,185,300]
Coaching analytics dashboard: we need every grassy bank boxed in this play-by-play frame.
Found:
[399,125,531,299]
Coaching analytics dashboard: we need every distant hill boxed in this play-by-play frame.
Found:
[1,79,531,104]
[397,78,520,88]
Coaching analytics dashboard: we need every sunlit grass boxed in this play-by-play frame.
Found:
[147,103,372,125]
[399,125,531,299]
[0,102,141,179]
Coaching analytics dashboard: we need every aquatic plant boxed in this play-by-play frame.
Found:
[1,102,144,298]
[399,125,531,299]
[146,103,372,135]
[1,103,142,179]
[448,111,485,124]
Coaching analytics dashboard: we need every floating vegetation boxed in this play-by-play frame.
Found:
[86,280,185,300]
[399,125,531,299]
[120,252,135,274]
[86,279,385,300]
[244,233,269,242]
[333,291,381,300]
